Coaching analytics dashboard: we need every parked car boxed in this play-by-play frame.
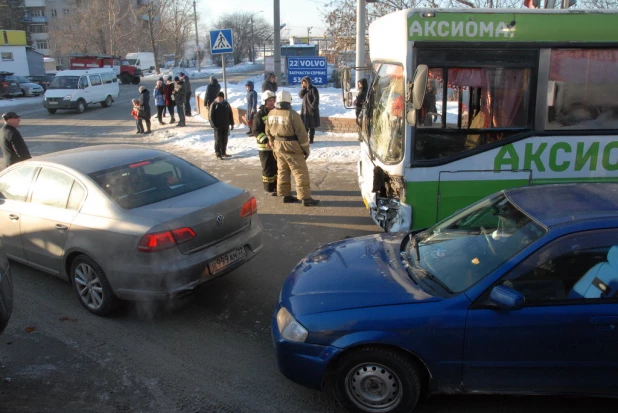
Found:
[26,74,56,91]
[15,75,45,97]
[0,145,263,316]
[0,72,23,98]
[0,240,13,335]
[273,183,618,413]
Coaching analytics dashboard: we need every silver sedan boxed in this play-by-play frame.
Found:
[0,145,263,315]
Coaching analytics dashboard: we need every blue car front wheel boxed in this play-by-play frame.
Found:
[333,346,421,413]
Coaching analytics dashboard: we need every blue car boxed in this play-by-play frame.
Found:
[273,183,618,413]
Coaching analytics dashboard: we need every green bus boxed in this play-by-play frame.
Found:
[343,8,618,232]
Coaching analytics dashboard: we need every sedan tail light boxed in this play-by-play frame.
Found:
[137,227,196,252]
[240,196,257,218]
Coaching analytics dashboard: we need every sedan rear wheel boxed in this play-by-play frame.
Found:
[71,255,118,316]
[333,347,421,413]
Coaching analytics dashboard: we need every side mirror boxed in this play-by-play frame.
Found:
[489,285,525,310]
[406,110,416,125]
[411,64,428,110]
[341,68,355,109]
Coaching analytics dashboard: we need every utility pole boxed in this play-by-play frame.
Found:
[251,16,255,63]
[193,0,201,72]
[355,0,366,85]
[274,0,282,86]
[307,26,312,44]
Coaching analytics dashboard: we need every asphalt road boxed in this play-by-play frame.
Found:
[0,73,615,413]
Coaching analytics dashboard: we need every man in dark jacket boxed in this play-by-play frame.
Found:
[262,73,278,93]
[138,86,152,134]
[173,76,187,127]
[1,112,31,169]
[180,72,192,116]
[245,80,258,136]
[299,76,320,144]
[254,91,277,194]
[209,92,234,160]
[205,76,221,109]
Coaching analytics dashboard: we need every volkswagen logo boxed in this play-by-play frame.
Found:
[216,214,224,226]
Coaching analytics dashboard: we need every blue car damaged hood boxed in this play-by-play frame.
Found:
[280,233,438,317]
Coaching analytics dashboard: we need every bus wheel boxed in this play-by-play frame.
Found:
[131,77,141,85]
[75,100,87,114]
[121,74,132,85]
[101,95,113,108]
[47,109,57,114]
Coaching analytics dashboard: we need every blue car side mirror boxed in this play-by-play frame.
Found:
[489,285,525,310]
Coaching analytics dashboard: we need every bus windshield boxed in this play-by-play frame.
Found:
[48,76,79,89]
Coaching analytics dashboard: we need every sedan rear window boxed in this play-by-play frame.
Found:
[89,155,218,209]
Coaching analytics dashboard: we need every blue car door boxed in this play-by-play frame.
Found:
[463,230,618,395]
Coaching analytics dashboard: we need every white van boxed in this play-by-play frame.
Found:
[126,52,155,74]
[43,69,119,114]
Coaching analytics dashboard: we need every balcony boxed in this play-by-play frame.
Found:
[30,33,49,41]
[23,16,47,23]
[24,0,46,7]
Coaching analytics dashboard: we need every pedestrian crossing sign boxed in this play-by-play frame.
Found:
[210,29,234,55]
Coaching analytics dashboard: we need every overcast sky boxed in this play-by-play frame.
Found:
[197,0,330,38]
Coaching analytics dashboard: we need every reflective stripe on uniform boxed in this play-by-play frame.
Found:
[267,115,290,125]
[262,175,276,183]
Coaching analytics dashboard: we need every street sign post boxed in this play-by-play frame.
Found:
[210,29,234,99]
[287,57,327,86]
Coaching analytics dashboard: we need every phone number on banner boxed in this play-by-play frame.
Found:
[291,76,325,85]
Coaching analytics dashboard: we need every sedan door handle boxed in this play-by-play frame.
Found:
[8,214,19,221]
[55,224,68,231]
[590,316,618,330]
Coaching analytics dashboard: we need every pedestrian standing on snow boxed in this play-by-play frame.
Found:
[245,80,258,136]
[254,91,278,195]
[262,73,278,93]
[299,76,320,144]
[138,85,152,134]
[265,90,319,207]
[205,76,221,110]
[131,99,144,134]
[180,71,192,116]
[173,76,187,127]
[153,80,167,125]
[209,92,235,160]
[1,111,31,169]
[164,76,176,124]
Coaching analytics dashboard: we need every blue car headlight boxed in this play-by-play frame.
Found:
[276,307,308,342]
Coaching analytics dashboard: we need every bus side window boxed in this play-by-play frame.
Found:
[546,49,618,130]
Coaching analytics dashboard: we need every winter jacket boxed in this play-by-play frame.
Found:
[265,102,310,156]
[139,88,151,118]
[262,74,278,93]
[246,81,258,120]
[299,76,320,128]
[1,124,31,169]
[355,78,368,120]
[131,107,139,120]
[153,86,166,107]
[174,81,187,105]
[183,75,192,95]
[205,77,221,107]
[209,100,234,129]
[164,83,175,107]
[254,105,272,151]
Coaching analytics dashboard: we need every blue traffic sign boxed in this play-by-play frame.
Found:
[210,29,234,55]
[287,57,327,86]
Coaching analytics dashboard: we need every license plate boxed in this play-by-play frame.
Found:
[208,247,246,274]
[48,101,58,105]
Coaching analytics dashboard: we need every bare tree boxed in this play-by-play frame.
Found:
[211,12,270,66]
[158,0,194,67]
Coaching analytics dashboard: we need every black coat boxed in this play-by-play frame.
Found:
[1,124,31,169]
[299,76,320,128]
[209,100,234,129]
[262,79,278,93]
[205,77,221,106]
[139,89,151,118]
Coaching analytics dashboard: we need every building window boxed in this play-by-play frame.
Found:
[31,9,44,17]
[63,9,69,16]
[1,52,14,61]
[30,25,48,33]
[36,40,49,50]
[51,9,57,17]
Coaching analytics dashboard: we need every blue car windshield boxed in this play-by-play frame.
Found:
[411,194,546,293]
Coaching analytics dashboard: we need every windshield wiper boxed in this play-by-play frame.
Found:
[409,233,420,262]
[421,272,454,294]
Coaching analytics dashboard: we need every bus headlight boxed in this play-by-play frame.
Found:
[276,307,308,342]
[63,94,72,100]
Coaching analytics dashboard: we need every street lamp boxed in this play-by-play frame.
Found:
[250,11,264,63]
[263,23,286,58]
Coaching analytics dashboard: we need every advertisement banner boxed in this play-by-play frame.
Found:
[287,57,327,86]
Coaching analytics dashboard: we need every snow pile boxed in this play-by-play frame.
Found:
[150,62,264,80]
[0,96,43,109]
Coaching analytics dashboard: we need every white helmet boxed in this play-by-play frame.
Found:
[276,90,292,104]
[262,90,276,103]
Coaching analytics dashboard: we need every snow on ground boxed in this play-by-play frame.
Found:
[0,96,43,109]
[145,61,264,80]
[154,78,360,165]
